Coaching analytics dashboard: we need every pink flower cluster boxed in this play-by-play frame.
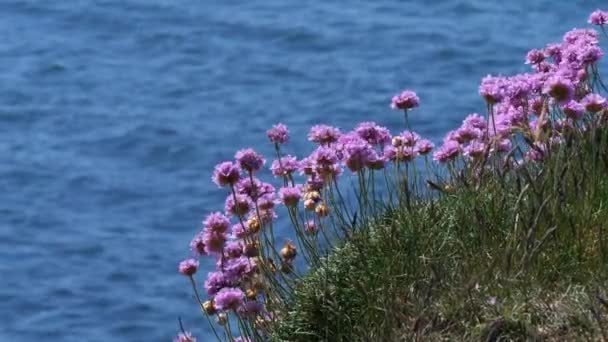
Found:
[176,9,608,340]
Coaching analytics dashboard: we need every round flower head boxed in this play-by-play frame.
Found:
[225,194,251,217]
[271,155,300,177]
[203,212,231,234]
[214,287,245,311]
[479,75,506,104]
[279,186,301,207]
[525,49,545,65]
[582,93,607,113]
[237,301,264,319]
[223,240,244,259]
[178,258,199,276]
[174,332,197,342]
[589,9,608,26]
[223,256,255,281]
[266,123,289,144]
[190,233,206,256]
[463,140,486,159]
[433,140,461,163]
[235,148,265,173]
[415,139,434,155]
[202,231,228,255]
[400,130,420,147]
[562,100,585,120]
[308,125,341,145]
[212,161,241,188]
[304,220,318,235]
[204,271,235,296]
[543,75,573,103]
[391,90,419,110]
[365,151,386,170]
[463,113,487,130]
[355,122,391,146]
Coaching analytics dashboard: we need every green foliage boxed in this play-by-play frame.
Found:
[271,127,608,341]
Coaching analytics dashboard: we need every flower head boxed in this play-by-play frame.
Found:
[203,212,231,234]
[224,194,251,217]
[267,123,289,144]
[543,75,574,103]
[279,186,301,207]
[433,140,461,163]
[235,148,265,173]
[174,332,197,342]
[270,155,300,177]
[415,139,434,155]
[525,49,545,65]
[355,122,391,146]
[562,100,585,120]
[391,90,419,110]
[589,9,608,26]
[214,287,245,311]
[204,271,234,296]
[308,125,341,145]
[582,93,607,113]
[178,258,199,276]
[212,161,241,188]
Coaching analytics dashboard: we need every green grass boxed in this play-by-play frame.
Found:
[271,127,608,341]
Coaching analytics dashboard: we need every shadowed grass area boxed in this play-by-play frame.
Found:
[271,127,608,341]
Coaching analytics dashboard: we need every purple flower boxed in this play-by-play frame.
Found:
[304,220,318,235]
[494,139,513,153]
[267,123,289,144]
[270,155,300,177]
[223,240,244,259]
[204,271,234,296]
[305,176,325,191]
[582,93,607,113]
[383,145,416,162]
[190,233,206,256]
[312,146,339,168]
[202,231,228,255]
[433,140,461,163]
[256,193,276,211]
[178,258,199,276]
[455,125,482,143]
[526,49,545,65]
[543,75,574,103]
[343,139,376,172]
[463,140,486,159]
[463,113,487,130]
[203,212,231,234]
[212,161,241,188]
[400,130,420,147]
[224,256,254,281]
[237,301,264,319]
[391,90,420,110]
[235,148,265,173]
[526,143,547,162]
[589,9,608,26]
[479,75,506,104]
[279,186,301,207]
[214,287,245,311]
[562,100,585,120]
[355,122,391,146]
[365,151,386,170]
[174,332,197,342]
[225,194,251,217]
[415,139,434,155]
[308,125,341,145]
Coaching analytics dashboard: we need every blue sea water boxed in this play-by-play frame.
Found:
[0,1,606,341]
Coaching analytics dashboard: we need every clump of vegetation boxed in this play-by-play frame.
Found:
[174,9,608,342]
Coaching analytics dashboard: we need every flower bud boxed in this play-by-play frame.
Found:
[247,217,261,234]
[315,203,330,217]
[280,241,297,260]
[202,300,216,315]
[217,312,228,326]
[246,288,257,300]
[304,199,316,210]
